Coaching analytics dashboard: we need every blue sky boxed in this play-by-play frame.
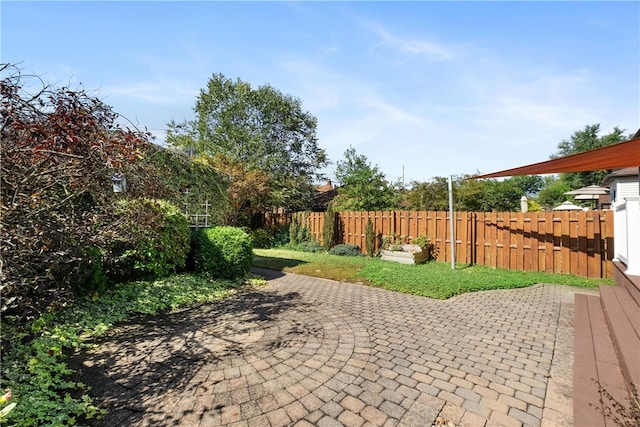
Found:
[3,1,639,185]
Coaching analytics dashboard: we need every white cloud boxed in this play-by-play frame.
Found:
[103,80,198,105]
[368,23,455,62]
[276,36,636,183]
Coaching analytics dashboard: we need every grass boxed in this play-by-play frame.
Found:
[253,248,613,299]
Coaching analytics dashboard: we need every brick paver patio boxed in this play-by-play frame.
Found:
[77,269,594,426]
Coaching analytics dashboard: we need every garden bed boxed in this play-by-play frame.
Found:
[380,244,429,265]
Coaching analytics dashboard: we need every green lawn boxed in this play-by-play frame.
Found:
[253,248,612,299]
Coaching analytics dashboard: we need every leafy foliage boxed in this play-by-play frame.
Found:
[406,177,451,211]
[189,226,253,279]
[1,336,103,426]
[332,147,401,211]
[0,64,149,320]
[1,64,231,322]
[457,175,543,212]
[537,177,573,209]
[65,246,108,297]
[200,154,272,226]
[248,224,289,249]
[136,144,228,226]
[510,175,545,196]
[288,217,299,245]
[105,198,191,280]
[553,124,628,189]
[284,212,323,252]
[167,73,328,216]
[412,235,439,261]
[322,204,338,250]
[328,244,363,257]
[289,212,311,245]
[1,273,248,426]
[285,240,325,253]
[364,218,376,257]
[407,174,544,212]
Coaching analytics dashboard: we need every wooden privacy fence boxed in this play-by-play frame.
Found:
[302,210,614,279]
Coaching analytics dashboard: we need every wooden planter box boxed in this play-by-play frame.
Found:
[380,244,429,265]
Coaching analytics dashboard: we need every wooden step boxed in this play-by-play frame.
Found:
[614,261,640,307]
[600,284,640,392]
[624,274,640,307]
[574,293,629,427]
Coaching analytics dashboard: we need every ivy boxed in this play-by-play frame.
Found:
[1,273,261,426]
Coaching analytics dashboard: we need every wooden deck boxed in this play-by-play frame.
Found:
[574,262,640,426]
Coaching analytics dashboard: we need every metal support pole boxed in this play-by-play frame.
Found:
[448,175,455,270]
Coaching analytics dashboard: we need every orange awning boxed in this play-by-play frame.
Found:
[473,137,640,179]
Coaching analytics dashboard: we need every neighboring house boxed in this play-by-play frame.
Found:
[312,180,338,212]
[602,167,640,205]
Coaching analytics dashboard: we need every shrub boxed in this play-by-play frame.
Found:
[329,244,363,257]
[272,224,291,247]
[138,144,229,226]
[105,198,191,279]
[63,246,107,296]
[289,217,300,245]
[364,219,376,257]
[294,241,325,253]
[248,224,289,249]
[322,204,338,250]
[190,226,253,279]
[282,241,324,253]
[289,212,311,245]
[412,235,438,261]
[249,228,274,249]
[0,65,150,319]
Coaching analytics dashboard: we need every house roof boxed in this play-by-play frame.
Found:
[317,180,335,193]
[473,136,640,179]
[602,167,640,186]
[312,180,338,212]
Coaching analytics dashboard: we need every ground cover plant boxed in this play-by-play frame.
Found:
[0,273,264,426]
[253,248,612,299]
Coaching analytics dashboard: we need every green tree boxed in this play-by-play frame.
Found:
[408,174,542,212]
[167,73,328,217]
[201,154,272,226]
[510,175,544,196]
[457,174,544,212]
[483,179,524,211]
[537,177,573,209]
[406,177,452,211]
[553,124,628,188]
[458,178,487,211]
[332,147,401,211]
